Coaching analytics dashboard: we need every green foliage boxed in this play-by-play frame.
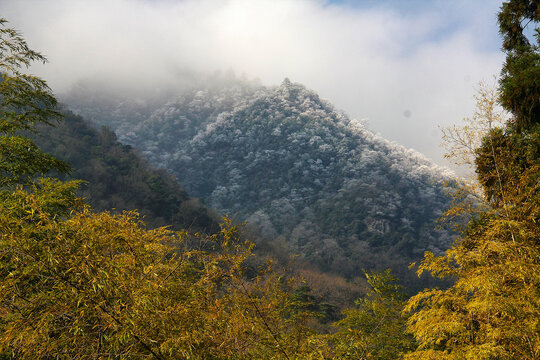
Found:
[289,284,339,324]
[31,110,218,232]
[331,270,415,359]
[6,4,538,358]
[0,183,319,359]
[0,18,69,186]
[498,0,540,130]
[475,124,540,205]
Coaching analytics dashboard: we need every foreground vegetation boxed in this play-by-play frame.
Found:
[1,0,538,358]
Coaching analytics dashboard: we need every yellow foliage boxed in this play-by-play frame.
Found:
[0,181,317,359]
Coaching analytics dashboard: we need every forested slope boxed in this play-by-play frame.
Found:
[33,108,373,312]
[65,78,457,281]
[31,110,218,233]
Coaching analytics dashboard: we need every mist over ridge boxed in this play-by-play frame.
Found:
[2,0,504,167]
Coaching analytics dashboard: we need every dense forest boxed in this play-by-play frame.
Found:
[65,74,456,286]
[29,107,369,311]
[31,109,218,233]
[1,1,539,358]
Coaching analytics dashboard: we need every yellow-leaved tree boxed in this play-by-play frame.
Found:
[403,1,539,359]
[0,186,313,358]
[0,18,318,359]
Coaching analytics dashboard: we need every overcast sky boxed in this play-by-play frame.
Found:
[2,0,505,169]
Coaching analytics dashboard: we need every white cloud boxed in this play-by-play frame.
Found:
[2,0,504,168]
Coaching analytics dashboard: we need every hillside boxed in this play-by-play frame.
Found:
[64,78,457,281]
[31,109,218,233]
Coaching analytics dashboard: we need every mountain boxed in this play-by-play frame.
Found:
[31,109,218,233]
[63,77,456,282]
[30,107,373,308]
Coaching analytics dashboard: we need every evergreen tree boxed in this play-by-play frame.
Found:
[498,0,540,130]
[0,18,69,186]
[331,270,415,360]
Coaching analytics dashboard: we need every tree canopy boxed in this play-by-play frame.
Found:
[0,18,69,186]
[498,0,540,130]
[404,1,540,358]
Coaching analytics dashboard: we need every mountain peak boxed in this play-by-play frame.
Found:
[281,77,292,87]
[277,77,315,105]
